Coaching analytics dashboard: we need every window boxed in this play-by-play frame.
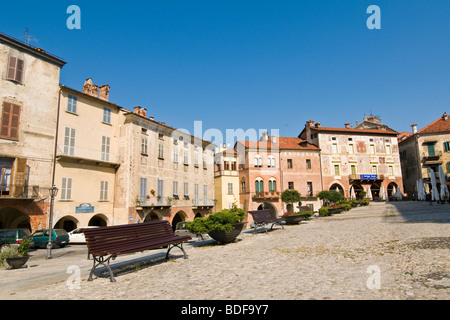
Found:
[332,143,338,154]
[158,143,164,159]
[194,149,199,167]
[139,178,147,202]
[224,161,230,170]
[157,179,164,203]
[60,178,72,201]
[67,95,78,114]
[370,144,375,154]
[231,161,236,171]
[254,155,262,167]
[203,185,208,205]
[141,138,148,155]
[287,159,293,169]
[351,165,356,175]
[348,144,354,154]
[372,165,377,174]
[228,183,233,195]
[389,166,394,176]
[173,147,179,163]
[241,179,246,193]
[64,127,76,156]
[255,179,264,193]
[6,56,24,83]
[306,159,311,169]
[268,178,277,192]
[194,184,199,205]
[268,155,275,168]
[100,181,108,201]
[386,145,391,154]
[307,182,313,196]
[183,147,189,165]
[101,136,110,162]
[173,181,179,199]
[334,165,340,176]
[0,102,20,140]
[103,107,111,124]
[444,142,450,152]
[288,182,294,190]
[184,182,189,199]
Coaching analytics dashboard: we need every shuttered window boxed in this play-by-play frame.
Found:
[67,95,78,114]
[63,127,76,156]
[61,178,73,201]
[6,56,24,83]
[0,103,21,140]
[101,136,110,162]
[100,181,108,201]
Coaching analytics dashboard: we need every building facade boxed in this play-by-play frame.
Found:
[114,107,216,229]
[237,132,321,223]
[299,118,404,199]
[0,33,65,231]
[214,146,240,211]
[398,112,450,198]
[52,80,121,231]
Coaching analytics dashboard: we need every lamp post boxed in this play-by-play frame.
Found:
[46,185,58,260]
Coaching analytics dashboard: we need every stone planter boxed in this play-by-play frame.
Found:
[328,207,345,214]
[208,222,247,244]
[282,214,307,225]
[6,255,29,269]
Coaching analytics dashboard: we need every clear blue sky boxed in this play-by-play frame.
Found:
[1,0,449,141]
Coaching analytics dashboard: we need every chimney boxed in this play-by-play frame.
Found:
[411,124,418,134]
[140,108,147,117]
[134,106,141,114]
[443,112,448,121]
[99,85,110,101]
[83,78,99,98]
[315,122,321,128]
[344,123,350,129]
[260,131,269,141]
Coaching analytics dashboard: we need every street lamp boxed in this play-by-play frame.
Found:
[46,185,58,260]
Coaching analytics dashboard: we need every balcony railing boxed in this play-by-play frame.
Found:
[0,185,40,199]
[422,151,442,163]
[251,191,280,201]
[192,198,215,208]
[136,196,172,208]
[56,145,120,166]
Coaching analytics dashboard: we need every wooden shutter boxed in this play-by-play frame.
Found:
[0,103,20,140]
[6,57,16,80]
[13,158,27,197]
[15,59,24,83]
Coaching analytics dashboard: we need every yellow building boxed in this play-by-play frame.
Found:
[53,80,121,230]
[214,146,240,211]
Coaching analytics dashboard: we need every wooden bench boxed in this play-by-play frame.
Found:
[84,220,192,282]
[248,209,284,234]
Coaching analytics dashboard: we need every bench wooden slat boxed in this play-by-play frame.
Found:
[248,209,284,234]
[84,220,191,282]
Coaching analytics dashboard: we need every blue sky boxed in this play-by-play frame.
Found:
[1,1,449,141]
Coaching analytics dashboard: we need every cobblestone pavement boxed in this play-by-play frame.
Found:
[1,201,449,300]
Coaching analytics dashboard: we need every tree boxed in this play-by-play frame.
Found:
[281,189,302,205]
[318,190,344,204]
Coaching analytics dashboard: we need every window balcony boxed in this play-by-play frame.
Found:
[135,196,172,209]
[0,184,40,200]
[251,192,280,201]
[422,151,442,164]
[192,198,216,209]
[56,145,121,168]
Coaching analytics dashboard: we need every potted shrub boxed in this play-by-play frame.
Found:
[1,238,31,269]
[187,205,246,244]
[281,189,302,211]
[282,210,312,225]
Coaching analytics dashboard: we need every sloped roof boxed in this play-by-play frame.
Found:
[237,137,319,151]
[417,113,450,135]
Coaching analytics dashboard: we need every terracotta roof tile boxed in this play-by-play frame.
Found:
[417,113,450,134]
[236,137,319,151]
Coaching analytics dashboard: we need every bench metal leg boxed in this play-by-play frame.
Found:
[88,255,117,283]
[270,222,284,230]
[166,243,188,260]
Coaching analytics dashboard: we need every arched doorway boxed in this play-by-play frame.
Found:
[387,182,398,197]
[257,202,277,216]
[0,207,31,231]
[194,212,203,219]
[54,216,79,232]
[371,182,381,200]
[351,183,364,199]
[88,214,108,227]
[144,210,162,222]
[329,183,344,195]
[172,211,187,231]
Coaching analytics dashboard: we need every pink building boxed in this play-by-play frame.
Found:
[236,132,321,223]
